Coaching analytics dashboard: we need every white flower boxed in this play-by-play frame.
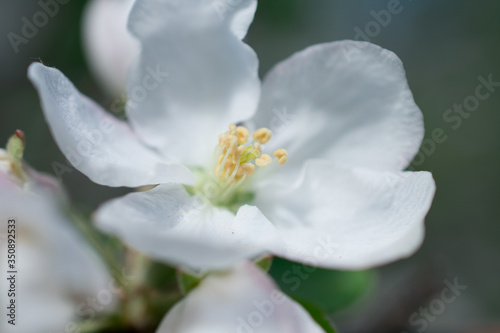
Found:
[0,139,111,332]
[28,0,435,271]
[156,262,326,333]
[82,0,140,96]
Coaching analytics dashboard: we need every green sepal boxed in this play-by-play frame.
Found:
[255,255,274,272]
[6,130,26,179]
[176,269,203,295]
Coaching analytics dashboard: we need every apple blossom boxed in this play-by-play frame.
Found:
[28,0,435,271]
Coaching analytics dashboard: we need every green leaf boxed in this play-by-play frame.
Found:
[176,269,203,295]
[255,255,274,272]
[270,258,374,314]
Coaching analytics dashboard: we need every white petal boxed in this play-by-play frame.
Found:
[126,0,261,166]
[95,184,280,270]
[1,228,82,333]
[222,0,258,39]
[157,262,326,333]
[0,149,11,174]
[28,62,194,187]
[255,161,436,270]
[24,166,67,199]
[0,247,75,333]
[0,186,111,297]
[0,186,114,333]
[253,41,424,175]
[0,149,22,187]
[1,148,69,199]
[82,0,140,96]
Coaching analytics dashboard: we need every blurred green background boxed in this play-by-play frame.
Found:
[1,1,499,332]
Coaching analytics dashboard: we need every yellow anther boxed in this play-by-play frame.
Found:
[232,145,245,164]
[273,149,288,165]
[236,163,255,179]
[220,135,237,154]
[236,126,250,145]
[218,133,226,145]
[253,142,261,152]
[255,154,272,167]
[278,156,288,165]
[253,128,272,144]
[214,124,288,185]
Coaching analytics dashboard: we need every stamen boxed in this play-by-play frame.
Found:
[273,149,288,165]
[228,163,240,183]
[253,128,272,144]
[218,146,232,177]
[236,126,250,145]
[213,124,287,186]
[229,123,237,134]
[240,146,260,164]
[253,142,261,152]
[236,163,255,179]
[223,166,230,180]
[233,145,245,164]
[255,154,272,167]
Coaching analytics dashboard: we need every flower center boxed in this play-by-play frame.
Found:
[215,123,287,184]
[187,124,288,212]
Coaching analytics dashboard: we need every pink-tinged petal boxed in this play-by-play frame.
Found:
[0,184,113,332]
[156,262,326,333]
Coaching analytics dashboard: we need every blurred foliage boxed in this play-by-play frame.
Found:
[256,0,299,26]
[270,258,374,314]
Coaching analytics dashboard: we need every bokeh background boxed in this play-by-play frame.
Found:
[1,0,499,332]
